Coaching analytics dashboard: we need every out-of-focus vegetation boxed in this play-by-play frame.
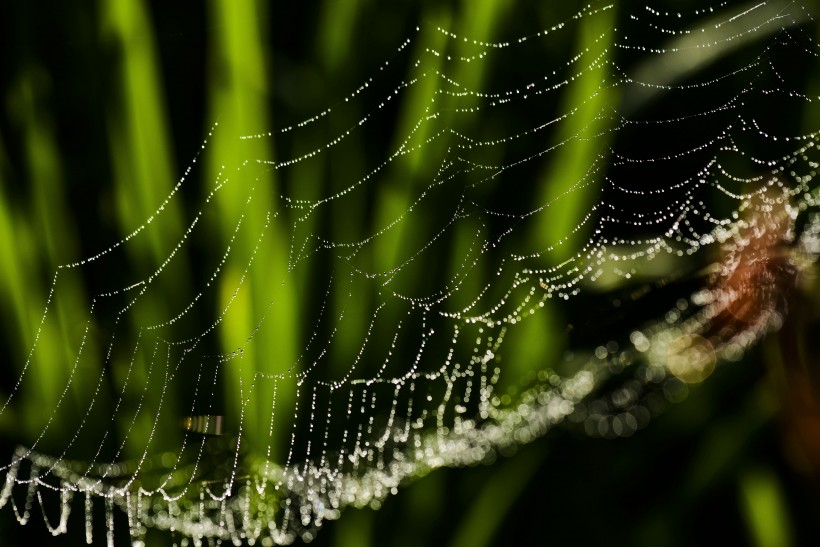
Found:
[0,1,819,545]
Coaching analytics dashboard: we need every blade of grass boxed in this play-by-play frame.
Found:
[739,466,794,547]
[208,0,299,461]
[101,0,189,456]
[0,129,35,437]
[11,68,98,435]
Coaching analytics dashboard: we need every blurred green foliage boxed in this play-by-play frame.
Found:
[0,1,819,545]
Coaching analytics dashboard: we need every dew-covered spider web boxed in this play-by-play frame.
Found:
[3,1,820,545]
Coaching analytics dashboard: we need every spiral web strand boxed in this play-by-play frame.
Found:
[2,2,820,544]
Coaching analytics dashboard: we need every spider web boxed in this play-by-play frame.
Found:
[2,1,820,545]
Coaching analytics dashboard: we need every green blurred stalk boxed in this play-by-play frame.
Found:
[207,0,299,461]
[315,0,372,380]
[739,466,794,547]
[11,69,96,439]
[532,5,616,264]
[371,7,452,277]
[102,0,183,263]
[501,6,617,388]
[0,129,35,437]
[0,69,101,443]
[101,0,188,456]
[371,0,510,319]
